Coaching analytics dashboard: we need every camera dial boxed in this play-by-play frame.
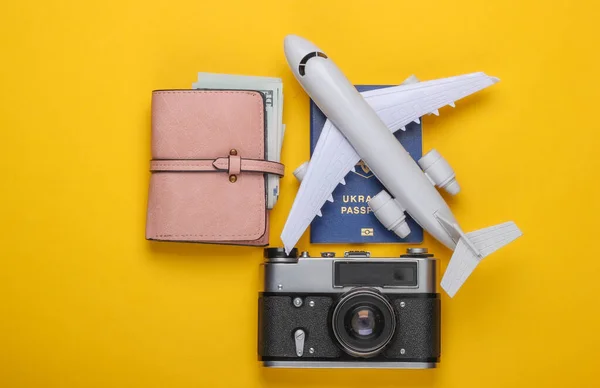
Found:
[264,247,299,263]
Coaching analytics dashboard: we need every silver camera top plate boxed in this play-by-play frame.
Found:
[262,249,437,294]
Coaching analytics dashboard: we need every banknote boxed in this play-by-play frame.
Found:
[193,73,284,209]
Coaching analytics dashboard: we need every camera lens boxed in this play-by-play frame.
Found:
[349,307,379,338]
[331,288,396,358]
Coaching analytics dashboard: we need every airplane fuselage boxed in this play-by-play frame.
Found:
[285,37,459,250]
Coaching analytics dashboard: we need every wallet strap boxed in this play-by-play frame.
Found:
[150,157,284,177]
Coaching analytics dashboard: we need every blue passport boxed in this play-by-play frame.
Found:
[309,85,424,244]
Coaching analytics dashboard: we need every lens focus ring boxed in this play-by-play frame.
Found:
[331,288,396,358]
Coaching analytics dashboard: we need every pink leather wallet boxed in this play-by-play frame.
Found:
[146,90,284,246]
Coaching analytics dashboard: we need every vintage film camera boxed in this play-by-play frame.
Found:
[258,248,441,368]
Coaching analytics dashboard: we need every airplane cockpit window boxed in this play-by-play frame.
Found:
[299,52,328,76]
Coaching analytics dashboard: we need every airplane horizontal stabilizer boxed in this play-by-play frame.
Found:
[441,221,522,297]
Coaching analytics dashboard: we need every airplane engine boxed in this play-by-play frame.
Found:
[418,149,461,195]
[293,161,309,182]
[368,190,411,238]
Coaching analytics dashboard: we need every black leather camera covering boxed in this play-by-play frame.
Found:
[258,296,341,358]
[258,294,440,361]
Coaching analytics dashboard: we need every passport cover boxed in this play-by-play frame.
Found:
[309,85,424,244]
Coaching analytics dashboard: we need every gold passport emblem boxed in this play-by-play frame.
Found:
[357,161,371,174]
[361,228,374,236]
[352,161,374,179]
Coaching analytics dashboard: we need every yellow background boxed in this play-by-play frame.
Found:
[1,0,599,386]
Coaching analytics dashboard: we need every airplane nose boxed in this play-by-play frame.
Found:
[284,35,321,70]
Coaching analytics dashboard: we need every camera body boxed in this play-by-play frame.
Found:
[258,248,441,368]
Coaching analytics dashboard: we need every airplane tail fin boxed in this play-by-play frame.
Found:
[440,221,522,297]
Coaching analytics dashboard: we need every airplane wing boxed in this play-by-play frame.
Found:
[360,72,499,131]
[281,72,499,253]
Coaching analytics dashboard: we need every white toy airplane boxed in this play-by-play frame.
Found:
[281,35,522,297]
